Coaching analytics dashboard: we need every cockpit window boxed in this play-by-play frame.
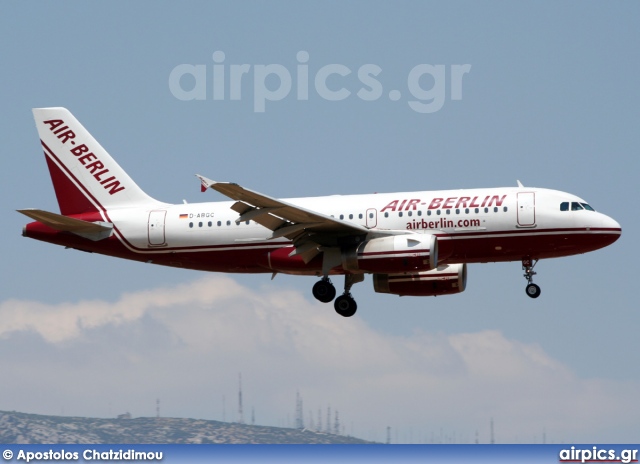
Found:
[561,201,595,212]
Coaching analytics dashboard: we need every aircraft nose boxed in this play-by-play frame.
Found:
[602,214,621,232]
[599,213,622,244]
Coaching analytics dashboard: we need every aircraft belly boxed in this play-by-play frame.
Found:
[442,228,620,263]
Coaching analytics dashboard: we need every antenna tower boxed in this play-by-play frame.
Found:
[490,418,495,444]
[326,406,331,433]
[238,373,244,424]
[295,391,304,429]
[308,410,314,431]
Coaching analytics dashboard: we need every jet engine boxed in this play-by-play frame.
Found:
[342,234,438,274]
[373,263,467,296]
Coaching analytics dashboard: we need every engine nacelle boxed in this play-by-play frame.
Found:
[373,263,467,296]
[342,234,438,274]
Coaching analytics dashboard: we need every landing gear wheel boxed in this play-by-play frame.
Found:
[526,283,541,299]
[334,294,357,317]
[313,279,336,303]
[522,258,541,299]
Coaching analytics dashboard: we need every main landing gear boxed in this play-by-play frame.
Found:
[522,258,541,299]
[312,274,363,317]
[312,277,336,303]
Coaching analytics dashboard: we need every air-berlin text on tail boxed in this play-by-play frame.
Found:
[42,119,125,195]
[381,195,508,212]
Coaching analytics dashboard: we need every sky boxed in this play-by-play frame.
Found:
[1,1,638,443]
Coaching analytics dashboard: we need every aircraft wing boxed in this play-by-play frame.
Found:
[196,175,369,262]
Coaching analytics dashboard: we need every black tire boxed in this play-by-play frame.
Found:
[526,283,541,299]
[334,295,357,317]
[312,280,336,303]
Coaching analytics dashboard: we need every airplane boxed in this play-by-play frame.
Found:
[18,107,622,317]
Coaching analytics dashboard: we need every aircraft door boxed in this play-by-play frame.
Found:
[366,208,377,228]
[148,210,167,246]
[517,192,536,227]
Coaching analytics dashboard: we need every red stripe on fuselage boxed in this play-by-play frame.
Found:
[24,218,621,275]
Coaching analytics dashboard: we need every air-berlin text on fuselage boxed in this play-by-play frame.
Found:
[381,195,507,212]
[406,217,481,230]
[42,119,125,195]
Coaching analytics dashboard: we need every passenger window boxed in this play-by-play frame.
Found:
[359,213,363,219]
[408,211,412,217]
[189,222,193,228]
[493,207,498,213]
[571,202,583,211]
[503,207,508,212]
[484,207,489,213]
[369,213,373,218]
[217,221,221,226]
[436,210,441,216]
[465,208,469,214]
[198,222,203,227]
[475,208,479,213]
[384,212,389,218]
[455,209,460,214]
[340,214,344,220]
[208,221,212,227]
[417,210,422,216]
[226,220,231,226]
[399,212,403,217]
[349,214,353,220]
[427,210,432,216]
[560,202,569,211]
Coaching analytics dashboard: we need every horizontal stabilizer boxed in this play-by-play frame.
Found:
[17,209,113,241]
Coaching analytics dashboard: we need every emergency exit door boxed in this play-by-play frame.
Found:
[148,210,167,246]
[517,192,536,227]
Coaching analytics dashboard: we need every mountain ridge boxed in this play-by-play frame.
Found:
[0,411,373,444]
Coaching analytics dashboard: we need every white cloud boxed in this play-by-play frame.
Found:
[0,275,638,443]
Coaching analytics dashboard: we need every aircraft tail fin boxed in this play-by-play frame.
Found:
[32,107,159,215]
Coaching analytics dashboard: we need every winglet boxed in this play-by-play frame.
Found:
[196,174,215,193]
[517,180,524,188]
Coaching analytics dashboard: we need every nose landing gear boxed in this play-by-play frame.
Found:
[522,258,541,298]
